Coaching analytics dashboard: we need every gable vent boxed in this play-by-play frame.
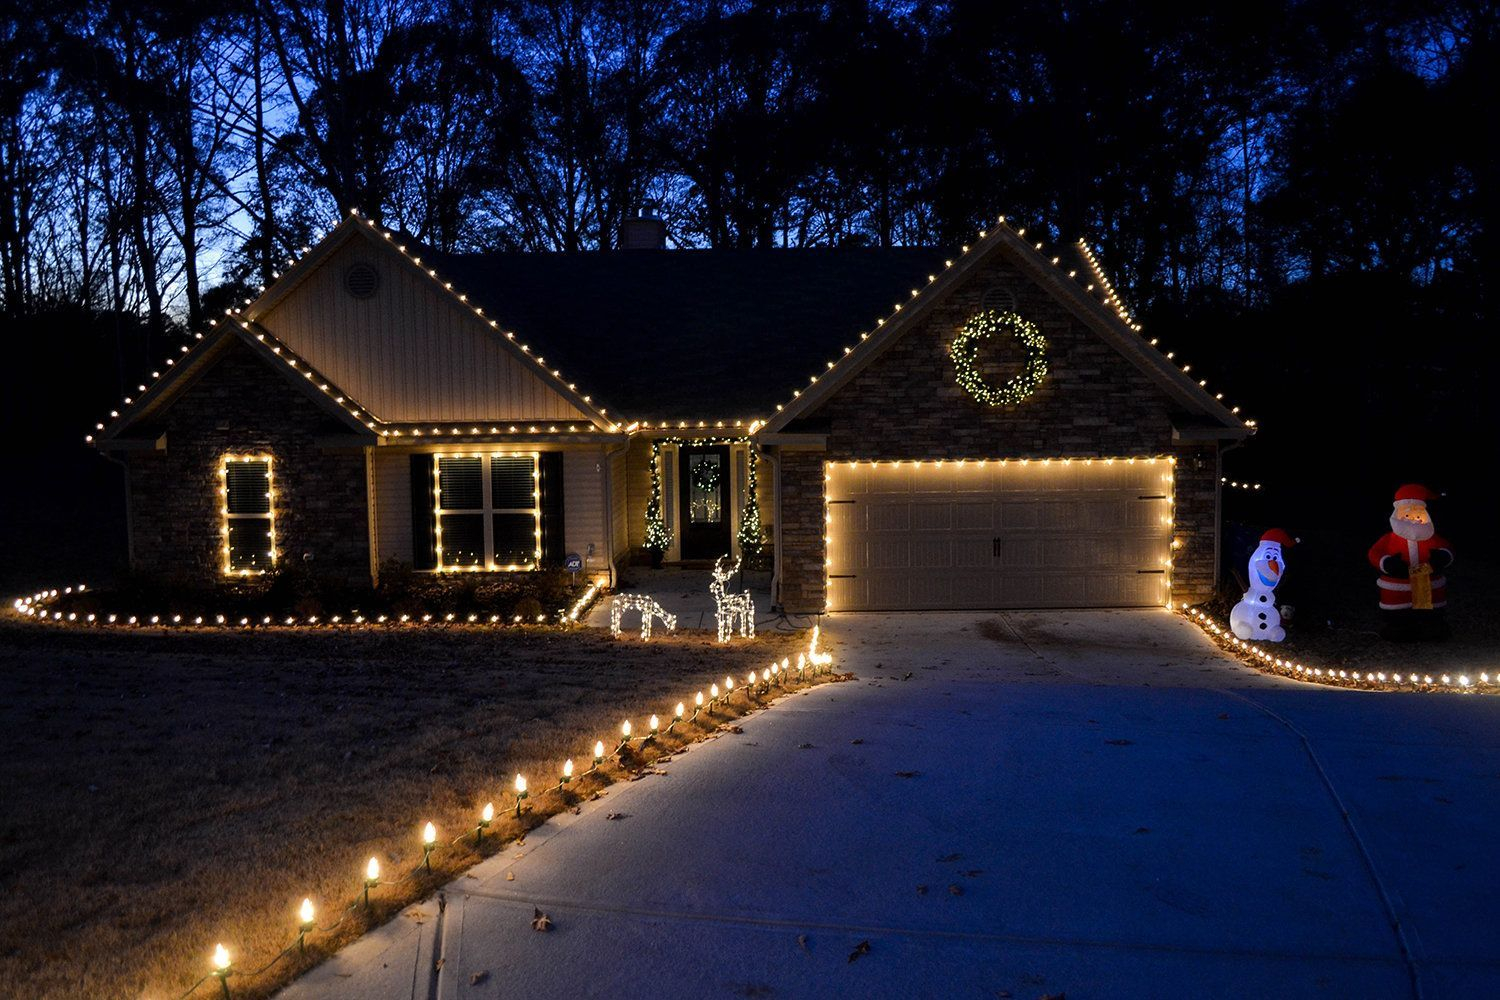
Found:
[981,285,1017,314]
[344,262,381,299]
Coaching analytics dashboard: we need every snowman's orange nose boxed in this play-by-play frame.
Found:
[1268,559,1280,576]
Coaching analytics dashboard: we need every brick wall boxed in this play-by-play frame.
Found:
[776,252,1221,611]
[124,341,372,586]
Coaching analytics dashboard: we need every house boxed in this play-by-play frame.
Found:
[91,212,1250,613]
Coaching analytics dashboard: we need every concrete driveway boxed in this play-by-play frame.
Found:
[280,610,1500,999]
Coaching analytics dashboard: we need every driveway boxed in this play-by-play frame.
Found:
[280,610,1500,999]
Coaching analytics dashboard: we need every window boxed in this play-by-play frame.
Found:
[220,455,276,575]
[434,453,540,571]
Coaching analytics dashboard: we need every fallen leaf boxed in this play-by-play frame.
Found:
[1104,739,1134,746]
[1040,993,1066,1000]
[798,743,815,749]
[531,907,553,932]
[894,770,920,779]
[605,812,629,821]
[851,739,864,745]
[1216,713,1229,720]
[847,940,871,963]
[506,871,515,881]
[434,958,444,972]
[948,884,963,896]
[962,869,983,878]
[936,853,962,862]
[916,885,928,895]
[1134,827,1150,834]
[797,934,810,954]
[470,971,489,986]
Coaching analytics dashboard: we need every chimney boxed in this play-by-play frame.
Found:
[621,215,666,250]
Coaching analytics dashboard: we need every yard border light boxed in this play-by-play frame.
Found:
[363,857,380,908]
[212,943,232,998]
[297,898,315,954]
[421,822,437,871]
[560,759,574,788]
[514,774,529,816]
[476,802,494,845]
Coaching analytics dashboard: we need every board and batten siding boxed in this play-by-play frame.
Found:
[371,447,610,573]
[259,237,592,424]
[372,448,414,566]
[610,445,629,562]
[562,448,610,576]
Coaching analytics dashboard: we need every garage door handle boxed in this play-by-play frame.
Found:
[993,537,1002,557]
[1136,494,1168,500]
[827,499,856,505]
[1136,569,1166,574]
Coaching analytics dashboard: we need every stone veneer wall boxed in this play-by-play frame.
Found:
[776,252,1222,612]
[124,341,372,585]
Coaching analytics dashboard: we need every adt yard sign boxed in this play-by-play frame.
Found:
[564,552,583,576]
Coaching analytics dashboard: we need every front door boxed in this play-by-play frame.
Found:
[679,445,732,561]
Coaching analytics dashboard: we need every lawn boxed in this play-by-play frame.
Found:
[0,620,821,999]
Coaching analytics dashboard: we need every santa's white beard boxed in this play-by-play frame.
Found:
[1391,515,1434,541]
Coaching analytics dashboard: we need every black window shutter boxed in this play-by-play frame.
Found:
[538,451,565,566]
[410,454,437,570]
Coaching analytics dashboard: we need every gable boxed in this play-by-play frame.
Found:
[795,247,1194,455]
[253,229,597,425]
[763,221,1249,439]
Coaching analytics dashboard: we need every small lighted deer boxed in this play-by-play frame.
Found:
[610,594,677,640]
[710,555,755,643]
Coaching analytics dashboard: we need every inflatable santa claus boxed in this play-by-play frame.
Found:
[1231,529,1295,641]
[1367,484,1453,640]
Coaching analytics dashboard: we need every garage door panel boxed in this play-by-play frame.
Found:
[997,502,1039,529]
[953,502,993,530]
[825,460,1173,611]
[868,504,910,531]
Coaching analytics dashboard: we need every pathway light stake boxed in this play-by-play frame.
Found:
[476,802,494,845]
[617,719,632,755]
[212,943,232,999]
[709,684,720,711]
[514,774,528,816]
[363,857,380,908]
[593,740,605,769]
[421,822,437,871]
[297,898,315,955]
[747,671,757,699]
[667,703,684,731]
[560,758,574,789]
[647,714,659,741]
[693,691,704,720]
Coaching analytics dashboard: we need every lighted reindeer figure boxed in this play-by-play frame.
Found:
[609,594,677,640]
[710,555,755,643]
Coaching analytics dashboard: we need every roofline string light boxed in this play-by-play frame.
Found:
[1185,606,1494,693]
[766,216,1253,432]
[133,627,839,999]
[9,583,607,630]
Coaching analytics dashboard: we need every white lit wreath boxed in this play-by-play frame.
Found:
[950,310,1048,407]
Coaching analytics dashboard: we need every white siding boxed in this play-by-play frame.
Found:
[260,238,592,423]
[563,449,609,575]
[372,448,414,565]
[610,446,628,561]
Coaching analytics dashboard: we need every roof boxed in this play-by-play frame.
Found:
[422,246,944,423]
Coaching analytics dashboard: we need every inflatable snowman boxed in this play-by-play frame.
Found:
[1230,529,1296,642]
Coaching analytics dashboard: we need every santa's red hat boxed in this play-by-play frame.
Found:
[1394,483,1439,503]
[1260,528,1296,547]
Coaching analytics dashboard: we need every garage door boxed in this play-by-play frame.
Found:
[825,459,1174,611]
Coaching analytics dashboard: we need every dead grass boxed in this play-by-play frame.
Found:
[0,620,834,999]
